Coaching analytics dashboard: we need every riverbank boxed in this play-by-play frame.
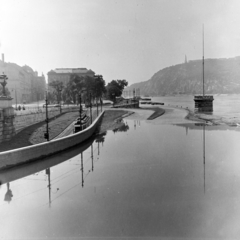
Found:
[0,112,80,152]
[0,110,133,152]
[0,105,215,153]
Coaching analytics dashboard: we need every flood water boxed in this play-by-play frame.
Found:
[1,118,240,239]
[152,94,240,121]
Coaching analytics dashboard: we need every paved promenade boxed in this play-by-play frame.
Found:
[0,112,79,152]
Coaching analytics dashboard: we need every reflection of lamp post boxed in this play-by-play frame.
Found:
[81,153,84,187]
[0,73,8,97]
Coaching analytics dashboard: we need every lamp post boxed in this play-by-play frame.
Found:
[100,95,103,112]
[89,92,92,124]
[112,93,115,107]
[0,73,8,97]
[57,86,63,113]
[94,75,100,116]
[78,88,87,129]
[79,93,82,120]
[44,91,49,141]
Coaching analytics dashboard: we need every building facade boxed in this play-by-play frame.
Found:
[0,56,46,105]
[47,68,95,87]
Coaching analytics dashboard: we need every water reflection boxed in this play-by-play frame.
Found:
[203,124,206,194]
[3,119,240,238]
[112,120,130,133]
[4,183,13,203]
[176,122,240,132]
[80,144,96,188]
[0,136,105,207]
[0,137,95,185]
[0,136,99,207]
[134,120,141,130]
[81,153,84,187]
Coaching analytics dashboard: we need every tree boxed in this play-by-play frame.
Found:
[81,75,106,106]
[106,79,128,102]
[93,75,106,101]
[51,74,107,105]
[49,80,64,104]
[64,74,85,104]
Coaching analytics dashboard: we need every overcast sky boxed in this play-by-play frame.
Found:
[0,0,240,85]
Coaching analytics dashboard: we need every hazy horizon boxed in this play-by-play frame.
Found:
[1,0,240,85]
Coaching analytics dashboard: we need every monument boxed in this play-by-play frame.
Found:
[0,73,15,143]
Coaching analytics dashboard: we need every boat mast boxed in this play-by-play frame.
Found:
[202,24,205,97]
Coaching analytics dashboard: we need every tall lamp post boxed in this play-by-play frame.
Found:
[57,86,63,113]
[44,91,49,141]
[79,93,82,120]
[112,93,115,107]
[89,92,92,124]
[0,73,8,97]
[94,74,103,116]
[79,89,86,127]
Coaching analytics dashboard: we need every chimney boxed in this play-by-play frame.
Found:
[2,53,4,62]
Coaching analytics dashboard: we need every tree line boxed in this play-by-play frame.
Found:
[48,74,128,105]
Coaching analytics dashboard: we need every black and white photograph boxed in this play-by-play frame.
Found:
[0,0,240,239]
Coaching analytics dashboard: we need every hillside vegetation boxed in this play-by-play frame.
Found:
[127,56,240,96]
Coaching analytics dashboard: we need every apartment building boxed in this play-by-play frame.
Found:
[0,56,46,104]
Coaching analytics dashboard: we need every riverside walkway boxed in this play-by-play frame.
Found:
[0,105,201,153]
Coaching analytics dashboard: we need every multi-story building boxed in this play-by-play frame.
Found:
[47,68,95,87]
[0,55,46,105]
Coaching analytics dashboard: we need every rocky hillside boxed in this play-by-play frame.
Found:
[127,56,240,96]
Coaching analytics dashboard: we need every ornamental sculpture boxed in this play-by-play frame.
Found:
[0,73,8,97]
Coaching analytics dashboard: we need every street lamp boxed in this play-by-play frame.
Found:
[57,86,63,113]
[44,91,49,141]
[0,73,8,97]
[94,74,103,116]
[112,93,115,107]
[79,88,87,129]
[89,92,92,124]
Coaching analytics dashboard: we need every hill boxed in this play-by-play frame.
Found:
[126,56,240,96]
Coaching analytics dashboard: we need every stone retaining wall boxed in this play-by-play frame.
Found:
[0,107,15,143]
[0,111,104,170]
[14,106,79,132]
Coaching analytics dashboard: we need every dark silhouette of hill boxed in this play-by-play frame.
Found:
[127,56,240,96]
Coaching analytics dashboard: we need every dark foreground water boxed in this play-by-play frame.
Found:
[1,119,240,239]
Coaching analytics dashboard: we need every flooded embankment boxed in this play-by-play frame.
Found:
[0,107,240,239]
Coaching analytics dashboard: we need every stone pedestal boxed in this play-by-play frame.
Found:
[0,97,15,143]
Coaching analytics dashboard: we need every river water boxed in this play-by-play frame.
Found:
[152,94,240,121]
[1,115,240,239]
